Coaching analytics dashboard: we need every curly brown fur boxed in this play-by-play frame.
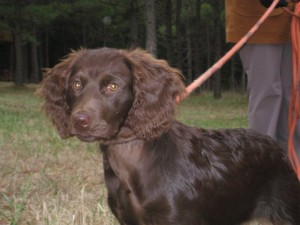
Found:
[38,48,185,141]
[37,50,86,138]
[38,48,300,225]
[125,49,185,140]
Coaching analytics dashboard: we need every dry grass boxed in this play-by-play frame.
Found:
[0,82,249,225]
[0,83,118,225]
[0,147,117,225]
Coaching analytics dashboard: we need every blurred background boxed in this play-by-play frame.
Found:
[0,0,244,98]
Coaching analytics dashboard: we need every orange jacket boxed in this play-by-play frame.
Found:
[225,0,294,44]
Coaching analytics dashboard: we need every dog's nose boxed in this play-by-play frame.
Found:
[72,111,91,131]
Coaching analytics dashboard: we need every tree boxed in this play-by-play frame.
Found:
[13,0,23,85]
[193,0,202,79]
[129,0,140,48]
[175,0,182,70]
[212,0,224,99]
[145,0,157,55]
[183,1,193,83]
[23,3,59,82]
[0,0,60,84]
[200,2,214,77]
[164,0,173,64]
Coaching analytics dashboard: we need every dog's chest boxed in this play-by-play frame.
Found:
[103,142,151,223]
[105,141,144,181]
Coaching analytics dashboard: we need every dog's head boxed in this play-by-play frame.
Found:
[38,48,186,142]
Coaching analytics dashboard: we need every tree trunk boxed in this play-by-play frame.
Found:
[30,29,39,83]
[206,26,211,72]
[186,19,192,83]
[82,22,87,47]
[175,0,182,69]
[193,0,202,79]
[145,0,157,56]
[44,29,49,68]
[204,26,211,90]
[9,43,14,81]
[23,46,30,83]
[213,0,222,99]
[14,0,23,85]
[229,53,236,91]
[164,0,173,64]
[129,0,139,48]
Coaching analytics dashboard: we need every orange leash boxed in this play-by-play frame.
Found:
[287,2,300,180]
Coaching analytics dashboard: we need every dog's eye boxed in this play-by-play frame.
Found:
[107,83,119,91]
[72,81,82,90]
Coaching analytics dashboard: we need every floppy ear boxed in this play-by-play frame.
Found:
[37,49,85,139]
[125,49,186,140]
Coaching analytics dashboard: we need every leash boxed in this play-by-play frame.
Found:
[176,0,300,180]
[177,0,281,102]
[286,2,300,180]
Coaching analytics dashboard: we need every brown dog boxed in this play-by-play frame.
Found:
[39,48,300,225]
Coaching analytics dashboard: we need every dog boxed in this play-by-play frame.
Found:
[38,48,300,225]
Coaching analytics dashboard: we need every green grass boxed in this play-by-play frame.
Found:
[0,83,113,225]
[3,175,33,225]
[0,82,249,225]
[177,92,248,128]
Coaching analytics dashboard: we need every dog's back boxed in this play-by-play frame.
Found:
[177,122,300,225]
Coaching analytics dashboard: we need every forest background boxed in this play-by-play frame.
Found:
[0,0,245,98]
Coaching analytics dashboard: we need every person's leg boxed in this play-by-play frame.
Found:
[277,43,293,150]
[279,43,300,157]
[239,44,283,142]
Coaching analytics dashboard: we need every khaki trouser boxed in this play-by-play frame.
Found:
[239,43,299,154]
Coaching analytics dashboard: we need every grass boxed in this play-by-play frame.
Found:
[177,92,248,128]
[0,82,248,225]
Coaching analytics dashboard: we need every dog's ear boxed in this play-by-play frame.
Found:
[124,49,186,140]
[37,49,85,139]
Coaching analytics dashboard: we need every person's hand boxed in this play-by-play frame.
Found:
[259,0,288,8]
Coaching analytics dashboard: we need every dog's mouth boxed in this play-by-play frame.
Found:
[71,131,116,143]
[75,134,98,142]
[72,128,136,144]
[70,125,117,142]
